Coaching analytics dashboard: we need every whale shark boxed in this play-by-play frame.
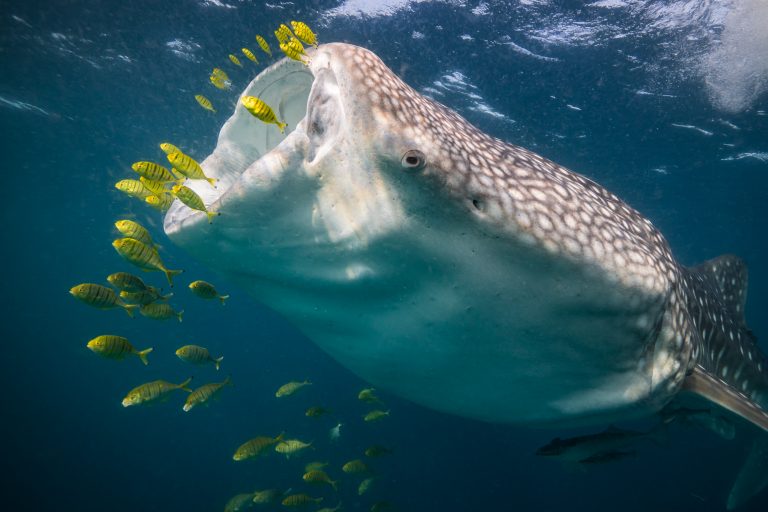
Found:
[164,43,768,433]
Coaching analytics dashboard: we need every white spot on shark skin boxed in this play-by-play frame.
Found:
[721,152,768,162]
[0,95,51,116]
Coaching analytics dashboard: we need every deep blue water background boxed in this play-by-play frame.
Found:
[1,1,767,511]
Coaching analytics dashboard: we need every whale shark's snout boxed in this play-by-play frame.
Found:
[164,43,768,434]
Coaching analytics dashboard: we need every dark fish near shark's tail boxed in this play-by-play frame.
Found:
[679,254,768,432]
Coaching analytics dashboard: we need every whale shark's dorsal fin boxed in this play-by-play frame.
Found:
[690,255,749,327]
[681,255,768,433]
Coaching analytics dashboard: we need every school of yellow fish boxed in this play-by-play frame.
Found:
[73,19,399,511]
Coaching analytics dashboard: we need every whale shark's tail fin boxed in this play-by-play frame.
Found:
[681,255,768,433]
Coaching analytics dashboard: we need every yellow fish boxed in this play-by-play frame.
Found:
[305,406,330,418]
[112,237,183,287]
[170,184,219,223]
[159,142,182,155]
[121,377,192,407]
[119,289,171,305]
[115,179,153,200]
[86,335,152,365]
[275,380,311,397]
[341,459,368,474]
[241,47,258,63]
[316,504,342,512]
[304,461,329,472]
[363,409,390,422]
[358,477,375,496]
[279,38,307,64]
[139,302,183,322]
[233,433,284,461]
[194,94,216,113]
[290,21,317,47]
[183,376,231,412]
[166,152,217,186]
[145,193,175,212]
[107,271,149,292]
[210,67,232,90]
[225,493,255,512]
[274,24,293,43]
[255,35,272,56]
[302,469,337,491]
[281,494,322,507]
[69,283,137,317]
[251,489,283,504]
[175,344,223,370]
[139,176,168,196]
[114,219,155,247]
[364,445,393,457]
[358,387,383,404]
[370,502,392,512]
[131,161,176,182]
[228,53,243,67]
[275,438,312,457]
[241,96,287,133]
[188,280,229,304]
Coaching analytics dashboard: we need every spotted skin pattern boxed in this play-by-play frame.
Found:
[328,44,768,428]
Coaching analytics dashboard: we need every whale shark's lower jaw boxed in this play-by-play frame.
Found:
[164,43,767,430]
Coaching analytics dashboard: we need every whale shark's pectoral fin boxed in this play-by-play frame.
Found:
[683,367,768,433]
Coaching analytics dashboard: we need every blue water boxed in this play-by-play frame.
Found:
[2,1,767,511]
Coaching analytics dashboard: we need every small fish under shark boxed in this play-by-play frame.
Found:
[163,43,768,505]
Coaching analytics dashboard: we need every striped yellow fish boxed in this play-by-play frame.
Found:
[316,504,342,512]
[115,179,153,200]
[279,38,307,64]
[183,376,231,412]
[107,271,149,292]
[302,469,337,491]
[159,142,182,155]
[251,489,282,505]
[195,94,216,113]
[358,387,383,404]
[305,461,329,472]
[364,445,393,457]
[241,47,258,63]
[112,237,183,287]
[87,335,152,365]
[281,494,322,507]
[69,283,137,317]
[131,161,176,182]
[290,21,317,47]
[175,344,223,370]
[139,177,168,196]
[341,459,368,474]
[233,433,284,461]
[363,409,390,422]
[120,288,171,305]
[121,377,192,407]
[274,23,293,43]
[139,302,183,322]
[358,477,374,496]
[210,67,231,90]
[241,96,287,133]
[114,219,155,247]
[166,152,217,186]
[188,280,229,304]
[275,380,311,397]
[275,438,312,457]
[255,35,272,56]
[228,54,243,67]
[225,493,255,512]
[171,184,219,223]
[145,193,175,212]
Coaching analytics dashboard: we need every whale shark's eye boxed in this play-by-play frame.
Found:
[401,149,426,170]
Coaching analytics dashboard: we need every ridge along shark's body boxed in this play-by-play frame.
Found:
[164,43,768,432]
